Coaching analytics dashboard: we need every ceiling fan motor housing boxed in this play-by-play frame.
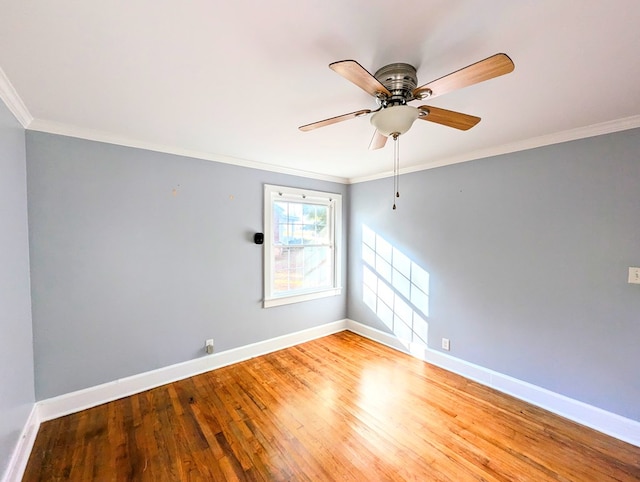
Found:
[374,63,418,105]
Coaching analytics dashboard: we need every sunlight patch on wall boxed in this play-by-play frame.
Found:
[361,224,429,354]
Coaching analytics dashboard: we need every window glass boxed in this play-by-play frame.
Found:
[264,185,342,308]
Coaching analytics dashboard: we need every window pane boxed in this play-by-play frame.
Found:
[275,201,329,246]
[273,201,288,245]
[273,247,303,292]
[289,203,303,223]
[273,245,331,294]
[301,246,331,289]
[303,204,328,245]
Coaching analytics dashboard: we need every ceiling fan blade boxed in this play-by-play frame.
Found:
[417,105,481,131]
[299,109,371,132]
[413,53,514,100]
[369,130,387,150]
[329,60,391,98]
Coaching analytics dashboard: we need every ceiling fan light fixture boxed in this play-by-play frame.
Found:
[370,105,419,137]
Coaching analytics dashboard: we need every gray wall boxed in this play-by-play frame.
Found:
[348,128,640,421]
[26,132,348,399]
[0,101,35,476]
[16,122,640,424]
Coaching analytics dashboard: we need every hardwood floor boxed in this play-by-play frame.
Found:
[23,331,640,481]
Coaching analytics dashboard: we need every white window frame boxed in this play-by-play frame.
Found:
[263,184,342,308]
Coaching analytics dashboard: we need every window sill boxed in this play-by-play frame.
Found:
[263,287,342,308]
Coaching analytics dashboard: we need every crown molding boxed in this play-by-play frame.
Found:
[27,118,350,184]
[0,67,33,128]
[21,111,640,186]
[348,115,640,184]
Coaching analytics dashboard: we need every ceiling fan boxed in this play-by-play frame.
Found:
[299,53,515,150]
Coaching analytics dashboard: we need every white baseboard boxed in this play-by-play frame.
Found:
[9,316,637,482]
[346,319,640,448]
[38,319,348,422]
[2,404,40,482]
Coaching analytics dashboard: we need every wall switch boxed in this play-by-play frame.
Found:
[629,267,640,285]
[442,338,450,351]
[205,339,214,354]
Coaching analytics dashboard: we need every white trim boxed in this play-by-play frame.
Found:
[345,319,640,448]
[263,184,343,308]
[264,287,342,308]
[21,113,640,185]
[346,317,417,353]
[1,404,40,482]
[0,67,33,128]
[9,318,639,478]
[37,319,348,422]
[348,115,640,184]
[26,119,349,184]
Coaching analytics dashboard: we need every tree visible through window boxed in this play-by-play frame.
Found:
[264,185,342,307]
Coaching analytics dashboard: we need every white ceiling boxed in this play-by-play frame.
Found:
[1,1,639,182]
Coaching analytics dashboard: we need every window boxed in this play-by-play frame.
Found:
[264,184,342,308]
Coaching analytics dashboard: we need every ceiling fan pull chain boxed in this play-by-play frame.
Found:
[392,133,399,210]
[396,134,400,199]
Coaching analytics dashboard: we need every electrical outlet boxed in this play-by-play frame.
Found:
[442,338,450,351]
[629,267,640,285]
[205,339,214,354]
